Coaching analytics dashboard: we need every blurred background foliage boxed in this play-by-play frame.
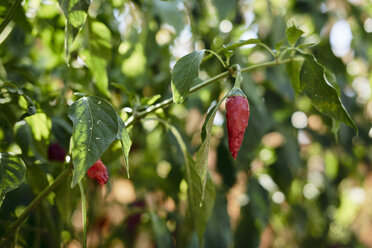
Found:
[1,0,372,247]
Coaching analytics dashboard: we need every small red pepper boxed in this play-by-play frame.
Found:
[225,89,250,159]
[87,159,109,186]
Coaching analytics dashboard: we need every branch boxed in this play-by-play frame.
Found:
[0,168,72,246]
[125,58,292,127]
[0,57,293,246]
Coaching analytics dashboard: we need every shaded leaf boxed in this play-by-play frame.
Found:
[68,96,119,187]
[117,117,131,177]
[286,24,304,46]
[0,153,26,206]
[286,57,304,95]
[171,50,205,103]
[157,119,215,247]
[196,96,227,201]
[299,53,356,130]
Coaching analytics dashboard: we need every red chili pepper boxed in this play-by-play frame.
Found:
[87,159,109,186]
[226,91,250,159]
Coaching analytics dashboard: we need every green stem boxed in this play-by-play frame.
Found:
[0,0,21,36]
[79,182,87,248]
[205,49,227,68]
[0,168,72,247]
[125,58,292,127]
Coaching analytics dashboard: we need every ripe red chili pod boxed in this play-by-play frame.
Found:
[225,88,250,159]
[87,159,109,186]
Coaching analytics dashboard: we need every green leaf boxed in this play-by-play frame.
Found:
[80,20,111,97]
[196,96,227,202]
[58,0,90,62]
[0,153,26,207]
[117,117,131,178]
[286,57,304,95]
[171,50,205,104]
[153,0,185,35]
[299,53,356,130]
[286,24,304,46]
[156,119,215,247]
[68,96,119,187]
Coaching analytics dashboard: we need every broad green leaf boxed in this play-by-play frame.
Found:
[58,0,90,62]
[117,117,131,177]
[171,50,205,104]
[299,54,356,130]
[156,119,215,247]
[80,20,111,97]
[286,57,304,95]
[25,113,51,141]
[286,24,304,46]
[196,96,227,202]
[0,153,26,206]
[153,0,185,35]
[68,96,119,187]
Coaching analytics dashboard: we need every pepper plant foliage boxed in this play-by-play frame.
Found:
[0,0,371,247]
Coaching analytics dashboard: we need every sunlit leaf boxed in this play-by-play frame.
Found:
[171,50,205,104]
[68,96,119,187]
[0,153,26,207]
[80,20,111,97]
[25,113,51,141]
[58,0,90,62]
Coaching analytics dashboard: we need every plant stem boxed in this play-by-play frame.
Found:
[0,57,292,247]
[125,58,292,127]
[0,0,21,35]
[0,168,72,247]
[79,182,87,248]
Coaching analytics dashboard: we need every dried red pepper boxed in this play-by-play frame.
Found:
[87,159,109,186]
[225,76,250,159]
